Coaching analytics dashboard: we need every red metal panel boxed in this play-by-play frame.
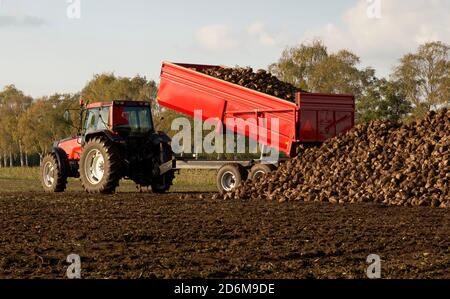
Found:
[299,110,318,141]
[87,102,113,109]
[58,138,82,160]
[297,93,355,143]
[335,111,354,137]
[318,110,335,140]
[158,62,297,155]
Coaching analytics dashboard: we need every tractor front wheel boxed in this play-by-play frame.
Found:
[79,138,123,194]
[41,153,68,193]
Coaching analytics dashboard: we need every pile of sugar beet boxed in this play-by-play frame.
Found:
[221,108,450,208]
[200,67,302,102]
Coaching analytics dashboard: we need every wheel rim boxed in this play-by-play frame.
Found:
[43,161,55,187]
[84,149,105,185]
[253,170,266,180]
[221,171,237,192]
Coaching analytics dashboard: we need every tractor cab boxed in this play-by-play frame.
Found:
[83,101,154,138]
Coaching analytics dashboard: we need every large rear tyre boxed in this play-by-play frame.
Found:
[41,153,68,193]
[79,138,123,194]
[216,164,248,194]
[151,142,175,194]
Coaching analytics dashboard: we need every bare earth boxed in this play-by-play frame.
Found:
[0,191,448,279]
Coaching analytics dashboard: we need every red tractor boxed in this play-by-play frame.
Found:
[40,101,175,194]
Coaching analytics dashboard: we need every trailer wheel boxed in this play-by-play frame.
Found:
[216,164,247,194]
[248,164,277,181]
[41,153,68,193]
[80,138,123,194]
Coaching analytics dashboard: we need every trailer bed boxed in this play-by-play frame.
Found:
[158,62,355,157]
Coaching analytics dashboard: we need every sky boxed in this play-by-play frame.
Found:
[0,0,449,98]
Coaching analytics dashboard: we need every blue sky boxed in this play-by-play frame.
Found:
[0,0,448,97]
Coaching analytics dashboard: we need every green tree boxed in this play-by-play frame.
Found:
[269,39,328,90]
[378,80,412,122]
[17,94,77,164]
[269,39,378,121]
[392,41,450,117]
[18,100,51,163]
[0,85,33,167]
[0,113,15,167]
[82,73,158,104]
[269,40,375,97]
[357,79,412,123]
[308,50,376,99]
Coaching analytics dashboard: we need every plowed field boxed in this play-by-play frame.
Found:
[1,191,448,279]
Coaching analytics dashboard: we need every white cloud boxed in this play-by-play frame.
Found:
[302,0,450,75]
[195,24,238,51]
[247,22,276,47]
[247,22,264,35]
[195,22,278,52]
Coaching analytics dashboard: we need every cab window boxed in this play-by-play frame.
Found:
[84,107,110,133]
[113,106,152,133]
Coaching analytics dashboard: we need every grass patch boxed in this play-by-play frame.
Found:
[0,167,40,180]
[0,167,217,193]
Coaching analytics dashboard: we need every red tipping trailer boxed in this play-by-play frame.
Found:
[158,62,355,157]
[157,62,355,193]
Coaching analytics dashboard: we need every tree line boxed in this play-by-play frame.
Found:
[0,40,448,167]
[270,40,449,122]
[0,75,159,167]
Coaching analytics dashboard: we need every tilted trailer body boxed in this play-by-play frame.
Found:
[157,62,355,193]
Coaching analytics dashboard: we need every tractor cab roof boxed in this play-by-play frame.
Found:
[86,101,150,109]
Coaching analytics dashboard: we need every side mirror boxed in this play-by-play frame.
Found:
[63,110,71,122]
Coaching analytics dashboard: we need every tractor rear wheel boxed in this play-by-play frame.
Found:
[151,142,175,194]
[79,138,123,194]
[41,153,68,193]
